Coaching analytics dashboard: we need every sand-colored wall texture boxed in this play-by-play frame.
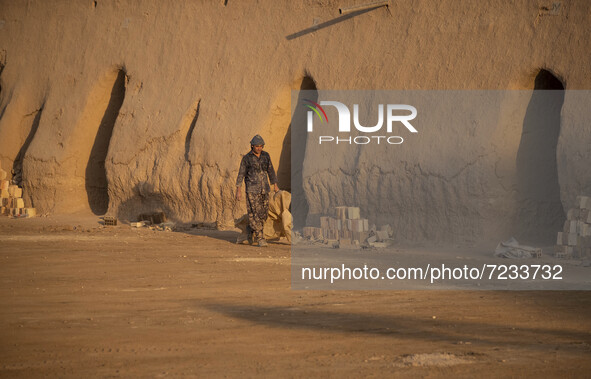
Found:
[0,0,590,244]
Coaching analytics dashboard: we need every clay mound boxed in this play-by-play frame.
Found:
[0,1,590,245]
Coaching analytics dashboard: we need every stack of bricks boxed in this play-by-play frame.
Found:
[302,226,324,240]
[555,195,591,258]
[302,206,369,244]
[0,162,36,218]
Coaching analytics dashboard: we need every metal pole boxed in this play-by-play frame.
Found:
[339,1,389,15]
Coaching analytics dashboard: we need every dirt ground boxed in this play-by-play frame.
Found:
[1,214,590,378]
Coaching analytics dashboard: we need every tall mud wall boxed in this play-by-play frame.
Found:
[0,0,590,244]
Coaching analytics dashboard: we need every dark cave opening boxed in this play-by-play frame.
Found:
[85,69,126,215]
[515,69,565,243]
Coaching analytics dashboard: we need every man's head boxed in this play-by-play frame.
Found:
[250,135,265,154]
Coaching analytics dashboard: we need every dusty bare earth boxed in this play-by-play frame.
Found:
[1,214,590,378]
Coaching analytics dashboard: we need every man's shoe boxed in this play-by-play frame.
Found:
[258,239,268,247]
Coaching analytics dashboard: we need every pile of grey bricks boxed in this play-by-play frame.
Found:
[303,206,368,246]
[302,206,393,247]
[0,162,36,218]
[555,195,591,258]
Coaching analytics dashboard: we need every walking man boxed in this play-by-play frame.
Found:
[236,135,279,247]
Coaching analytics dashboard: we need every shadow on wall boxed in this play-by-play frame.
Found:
[286,76,317,229]
[116,182,173,222]
[185,100,201,162]
[12,105,44,188]
[0,62,15,146]
[86,69,126,215]
[515,69,565,243]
